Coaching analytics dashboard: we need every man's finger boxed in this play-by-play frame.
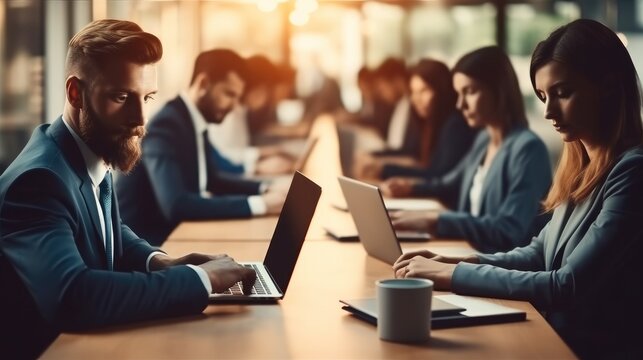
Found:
[241,268,257,295]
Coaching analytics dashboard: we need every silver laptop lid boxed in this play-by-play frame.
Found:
[338,176,402,265]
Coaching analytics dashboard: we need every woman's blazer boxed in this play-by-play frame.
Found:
[452,146,643,356]
[413,126,552,252]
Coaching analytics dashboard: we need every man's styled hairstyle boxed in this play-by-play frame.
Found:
[375,58,407,82]
[189,49,248,85]
[453,46,528,133]
[530,19,643,211]
[65,19,163,78]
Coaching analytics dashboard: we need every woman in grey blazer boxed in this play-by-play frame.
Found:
[382,47,552,253]
[393,19,643,358]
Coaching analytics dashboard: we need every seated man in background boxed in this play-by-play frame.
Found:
[0,20,255,358]
[208,55,296,176]
[116,49,288,246]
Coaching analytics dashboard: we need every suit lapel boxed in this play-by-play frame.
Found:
[48,118,104,246]
[172,97,201,191]
[478,129,521,214]
[544,203,570,269]
[550,191,597,268]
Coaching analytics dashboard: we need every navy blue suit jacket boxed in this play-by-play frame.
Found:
[0,118,208,358]
[413,127,552,252]
[453,146,643,357]
[116,96,262,245]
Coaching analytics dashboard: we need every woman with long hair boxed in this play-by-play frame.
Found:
[384,46,552,253]
[393,19,643,358]
[378,59,477,179]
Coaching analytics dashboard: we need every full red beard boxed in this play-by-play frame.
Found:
[78,99,146,173]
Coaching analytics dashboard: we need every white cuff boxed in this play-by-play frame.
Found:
[243,147,261,175]
[186,264,212,295]
[145,251,167,272]
[248,195,267,215]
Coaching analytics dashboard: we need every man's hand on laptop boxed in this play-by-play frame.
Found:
[256,154,295,175]
[149,253,230,270]
[268,175,293,193]
[262,190,287,215]
[198,255,257,294]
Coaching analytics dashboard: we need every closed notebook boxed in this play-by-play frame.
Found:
[340,294,526,329]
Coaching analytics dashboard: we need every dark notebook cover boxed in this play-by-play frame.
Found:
[340,295,526,329]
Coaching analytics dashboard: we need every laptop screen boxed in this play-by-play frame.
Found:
[264,171,321,295]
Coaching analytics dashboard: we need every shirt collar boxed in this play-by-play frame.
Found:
[180,91,207,134]
[61,116,110,187]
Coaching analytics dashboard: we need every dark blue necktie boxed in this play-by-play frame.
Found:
[99,173,113,271]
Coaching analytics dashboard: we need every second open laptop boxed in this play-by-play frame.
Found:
[209,171,321,303]
[337,176,430,265]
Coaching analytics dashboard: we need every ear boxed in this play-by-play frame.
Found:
[66,76,84,109]
[193,72,211,97]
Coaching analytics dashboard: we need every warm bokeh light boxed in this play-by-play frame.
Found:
[257,0,279,13]
[295,0,318,14]
[289,9,310,26]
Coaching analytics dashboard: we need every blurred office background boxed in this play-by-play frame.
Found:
[2,0,643,173]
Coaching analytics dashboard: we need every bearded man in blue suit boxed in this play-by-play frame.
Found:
[0,20,255,358]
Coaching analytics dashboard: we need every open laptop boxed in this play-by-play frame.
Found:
[336,123,357,177]
[292,136,318,172]
[252,136,318,181]
[336,176,430,264]
[210,171,321,303]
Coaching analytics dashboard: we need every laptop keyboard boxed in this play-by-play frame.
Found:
[220,264,270,295]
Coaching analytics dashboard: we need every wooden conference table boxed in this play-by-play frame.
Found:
[41,116,575,359]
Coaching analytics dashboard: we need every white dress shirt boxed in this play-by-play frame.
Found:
[62,117,212,294]
[386,97,411,150]
[208,105,260,175]
[469,164,489,217]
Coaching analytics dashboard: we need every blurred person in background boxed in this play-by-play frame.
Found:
[116,49,288,246]
[357,58,478,180]
[208,55,296,176]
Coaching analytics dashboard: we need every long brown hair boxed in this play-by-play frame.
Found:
[408,59,457,166]
[530,19,643,211]
[453,46,528,135]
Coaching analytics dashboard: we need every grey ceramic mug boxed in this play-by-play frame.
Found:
[376,278,433,342]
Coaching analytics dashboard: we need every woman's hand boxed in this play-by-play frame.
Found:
[379,177,417,198]
[393,256,456,290]
[389,210,439,234]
